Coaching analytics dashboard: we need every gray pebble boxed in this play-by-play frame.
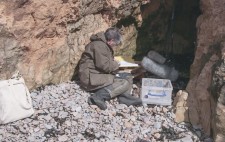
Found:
[44,124,52,129]
[75,106,82,112]
[58,111,68,118]
[58,135,68,142]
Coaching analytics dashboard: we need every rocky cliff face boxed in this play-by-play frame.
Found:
[1,0,225,140]
[186,0,225,140]
[0,0,148,89]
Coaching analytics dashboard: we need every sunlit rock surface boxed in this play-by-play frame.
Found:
[186,0,225,140]
[0,0,147,89]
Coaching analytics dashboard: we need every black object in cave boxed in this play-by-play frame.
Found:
[164,0,177,58]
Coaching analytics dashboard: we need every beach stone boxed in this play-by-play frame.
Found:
[44,124,52,129]
[141,128,151,134]
[58,135,68,142]
[154,122,162,129]
[90,105,99,109]
[124,121,133,128]
[58,111,69,118]
[130,116,136,122]
[174,135,193,142]
[44,115,52,121]
[162,107,168,113]
[154,133,161,139]
[116,104,126,110]
[65,121,71,127]
[137,107,144,113]
[156,107,161,112]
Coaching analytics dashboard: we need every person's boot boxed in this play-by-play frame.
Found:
[118,93,142,106]
[88,88,111,110]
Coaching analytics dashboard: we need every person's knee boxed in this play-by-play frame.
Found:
[121,79,130,91]
[106,79,130,98]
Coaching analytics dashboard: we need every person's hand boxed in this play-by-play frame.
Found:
[116,60,120,66]
[114,58,120,66]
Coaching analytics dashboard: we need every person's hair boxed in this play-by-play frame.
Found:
[104,27,122,45]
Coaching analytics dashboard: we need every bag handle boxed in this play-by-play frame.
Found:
[11,71,21,80]
[9,71,33,110]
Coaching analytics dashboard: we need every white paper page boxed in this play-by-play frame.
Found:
[119,61,139,67]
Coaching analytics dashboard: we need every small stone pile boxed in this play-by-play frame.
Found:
[0,81,206,141]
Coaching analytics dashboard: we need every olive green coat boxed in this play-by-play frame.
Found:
[78,32,119,91]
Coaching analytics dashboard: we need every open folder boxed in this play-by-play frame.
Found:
[114,56,139,68]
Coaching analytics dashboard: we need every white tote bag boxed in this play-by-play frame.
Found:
[0,72,34,124]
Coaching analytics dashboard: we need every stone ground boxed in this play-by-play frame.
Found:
[0,81,213,142]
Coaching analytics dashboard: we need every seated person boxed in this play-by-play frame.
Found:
[78,27,142,110]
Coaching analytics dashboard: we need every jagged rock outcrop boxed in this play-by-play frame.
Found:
[186,0,225,140]
[1,0,225,140]
[0,0,148,89]
[211,53,225,141]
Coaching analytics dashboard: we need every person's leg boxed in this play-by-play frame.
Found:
[88,88,111,110]
[118,73,133,95]
[88,78,130,110]
[117,94,142,106]
[117,72,142,106]
[105,78,130,98]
